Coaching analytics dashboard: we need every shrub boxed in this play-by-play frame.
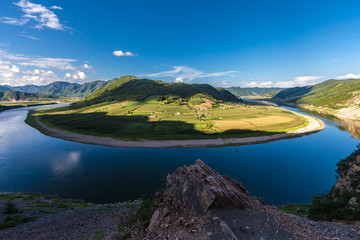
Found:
[4,200,18,214]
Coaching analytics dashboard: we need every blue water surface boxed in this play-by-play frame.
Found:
[0,105,358,205]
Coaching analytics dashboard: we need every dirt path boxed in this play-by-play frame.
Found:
[34,112,324,148]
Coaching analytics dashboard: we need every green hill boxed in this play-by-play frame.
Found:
[0,91,56,102]
[73,76,240,107]
[272,79,360,119]
[227,87,285,96]
[273,79,360,109]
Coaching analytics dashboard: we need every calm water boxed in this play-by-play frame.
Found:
[0,104,359,205]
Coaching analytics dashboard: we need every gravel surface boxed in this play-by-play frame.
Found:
[0,208,119,240]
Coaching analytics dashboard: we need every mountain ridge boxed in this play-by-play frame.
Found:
[226,87,286,96]
[0,79,116,98]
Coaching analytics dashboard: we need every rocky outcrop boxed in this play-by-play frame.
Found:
[144,160,360,240]
[334,154,360,192]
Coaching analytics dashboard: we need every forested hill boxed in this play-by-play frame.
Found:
[73,76,240,107]
[227,87,285,96]
[272,79,360,108]
[271,78,360,119]
[0,79,116,98]
[0,90,56,101]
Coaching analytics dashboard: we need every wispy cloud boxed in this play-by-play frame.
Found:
[19,57,77,70]
[113,50,136,57]
[1,0,64,30]
[141,66,237,83]
[241,76,325,88]
[274,76,325,88]
[246,81,273,87]
[0,49,77,70]
[336,73,360,79]
[18,33,40,40]
[50,6,63,10]
[0,49,94,86]
[0,16,28,26]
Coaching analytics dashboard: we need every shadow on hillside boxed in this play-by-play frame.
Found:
[272,86,313,100]
[40,112,287,140]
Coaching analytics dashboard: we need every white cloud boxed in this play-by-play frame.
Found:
[336,73,360,80]
[50,6,63,10]
[141,66,237,82]
[25,69,54,76]
[246,81,273,87]
[83,64,91,69]
[1,0,64,30]
[113,50,135,57]
[274,76,325,88]
[0,59,20,79]
[0,49,94,86]
[20,69,56,85]
[65,71,88,80]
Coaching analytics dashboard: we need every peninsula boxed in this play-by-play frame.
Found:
[26,76,324,148]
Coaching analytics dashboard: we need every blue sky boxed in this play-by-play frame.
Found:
[1,0,360,87]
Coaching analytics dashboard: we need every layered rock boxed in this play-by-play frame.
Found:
[146,160,298,239]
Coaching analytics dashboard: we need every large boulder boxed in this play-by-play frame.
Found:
[146,160,295,240]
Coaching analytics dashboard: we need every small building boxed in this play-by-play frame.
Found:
[219,106,226,109]
[148,114,157,119]
[174,112,181,115]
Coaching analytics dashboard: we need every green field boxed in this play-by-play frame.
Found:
[28,98,307,141]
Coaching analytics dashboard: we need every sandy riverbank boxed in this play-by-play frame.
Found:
[31,110,324,148]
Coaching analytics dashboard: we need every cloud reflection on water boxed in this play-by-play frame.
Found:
[51,151,81,174]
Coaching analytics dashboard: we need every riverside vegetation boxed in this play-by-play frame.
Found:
[26,76,310,141]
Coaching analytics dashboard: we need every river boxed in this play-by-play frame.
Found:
[0,104,358,205]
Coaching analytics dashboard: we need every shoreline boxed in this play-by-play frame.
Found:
[29,110,324,148]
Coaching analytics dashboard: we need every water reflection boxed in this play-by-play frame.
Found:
[0,104,359,205]
[51,151,82,174]
[337,118,360,139]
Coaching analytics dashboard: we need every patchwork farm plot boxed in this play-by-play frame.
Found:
[30,98,307,140]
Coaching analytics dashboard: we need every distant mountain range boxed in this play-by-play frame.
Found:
[271,78,360,120]
[0,79,116,98]
[0,90,56,102]
[226,87,286,96]
[74,76,240,107]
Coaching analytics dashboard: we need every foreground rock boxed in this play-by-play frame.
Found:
[144,160,360,240]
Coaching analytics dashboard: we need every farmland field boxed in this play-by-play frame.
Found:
[28,99,307,140]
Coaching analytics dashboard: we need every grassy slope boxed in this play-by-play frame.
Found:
[272,79,360,109]
[30,99,306,141]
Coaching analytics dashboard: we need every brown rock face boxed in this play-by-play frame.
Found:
[161,159,256,216]
[146,160,295,240]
